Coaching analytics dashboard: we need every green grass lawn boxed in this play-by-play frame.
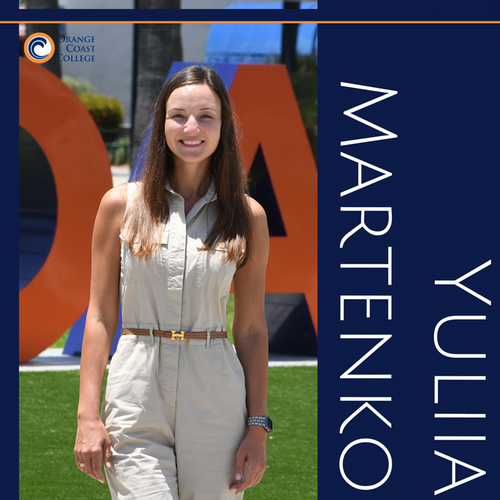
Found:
[19,366,316,500]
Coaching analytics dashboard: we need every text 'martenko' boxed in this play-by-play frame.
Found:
[338,82,397,491]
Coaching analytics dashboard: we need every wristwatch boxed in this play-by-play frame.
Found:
[247,416,273,434]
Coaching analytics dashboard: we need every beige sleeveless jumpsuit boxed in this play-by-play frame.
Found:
[101,182,247,500]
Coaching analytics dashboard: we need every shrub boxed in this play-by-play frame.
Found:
[62,75,98,95]
[77,93,125,131]
[77,93,125,143]
[111,136,131,166]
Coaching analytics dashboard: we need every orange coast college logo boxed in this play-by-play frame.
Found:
[24,33,55,64]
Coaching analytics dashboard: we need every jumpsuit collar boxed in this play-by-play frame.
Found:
[164,180,218,223]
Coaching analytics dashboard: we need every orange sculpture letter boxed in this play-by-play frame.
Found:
[19,57,112,363]
[229,64,318,332]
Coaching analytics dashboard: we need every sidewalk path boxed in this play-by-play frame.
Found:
[19,348,317,372]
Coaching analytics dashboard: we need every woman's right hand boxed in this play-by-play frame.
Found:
[74,186,124,483]
[74,416,112,483]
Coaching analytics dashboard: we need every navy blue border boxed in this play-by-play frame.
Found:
[4,22,19,499]
[15,8,319,22]
[321,22,499,499]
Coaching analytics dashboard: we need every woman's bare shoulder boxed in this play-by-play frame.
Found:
[243,196,269,253]
[98,183,129,222]
[244,195,266,219]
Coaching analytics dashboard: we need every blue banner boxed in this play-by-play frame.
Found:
[320,23,499,498]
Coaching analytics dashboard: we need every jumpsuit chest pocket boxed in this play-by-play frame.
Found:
[121,230,170,284]
[194,232,236,291]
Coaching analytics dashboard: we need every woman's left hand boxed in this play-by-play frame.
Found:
[230,425,268,495]
[230,197,270,495]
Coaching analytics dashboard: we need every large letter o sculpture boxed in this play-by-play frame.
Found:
[19,57,112,363]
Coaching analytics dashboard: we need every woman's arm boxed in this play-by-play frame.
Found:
[229,197,270,495]
[74,184,127,483]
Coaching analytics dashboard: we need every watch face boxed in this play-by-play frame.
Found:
[266,417,273,433]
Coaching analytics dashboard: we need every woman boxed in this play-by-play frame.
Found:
[74,65,271,500]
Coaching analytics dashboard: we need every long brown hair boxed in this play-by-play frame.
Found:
[122,65,251,268]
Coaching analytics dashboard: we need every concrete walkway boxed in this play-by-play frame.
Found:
[19,347,317,372]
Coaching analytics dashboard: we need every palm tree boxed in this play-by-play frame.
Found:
[24,0,61,78]
[281,1,300,75]
[131,0,182,165]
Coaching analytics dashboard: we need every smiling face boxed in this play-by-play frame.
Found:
[164,83,222,171]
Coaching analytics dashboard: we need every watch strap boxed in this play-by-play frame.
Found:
[247,415,273,433]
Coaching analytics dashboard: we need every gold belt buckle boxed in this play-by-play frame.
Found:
[171,330,185,340]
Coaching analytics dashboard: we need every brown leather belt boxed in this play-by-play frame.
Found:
[122,328,227,340]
